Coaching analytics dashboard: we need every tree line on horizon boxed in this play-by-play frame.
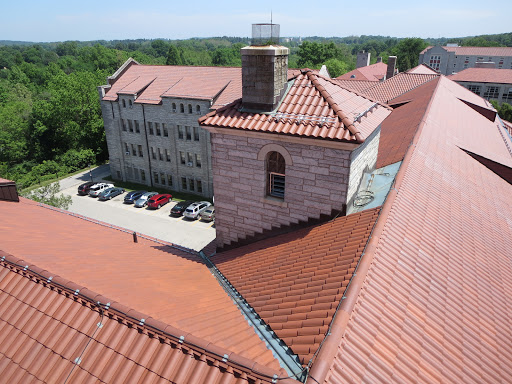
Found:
[0,32,511,191]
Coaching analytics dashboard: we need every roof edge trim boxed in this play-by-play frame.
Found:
[306,76,443,384]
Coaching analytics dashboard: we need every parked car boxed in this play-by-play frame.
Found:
[170,200,194,217]
[147,194,172,209]
[88,183,114,197]
[77,181,97,196]
[98,187,125,201]
[124,190,147,204]
[199,206,215,222]
[183,201,211,220]
[134,192,158,208]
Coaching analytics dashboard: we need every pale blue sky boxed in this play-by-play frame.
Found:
[1,0,510,42]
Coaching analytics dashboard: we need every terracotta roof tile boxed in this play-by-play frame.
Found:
[0,198,281,371]
[201,71,391,143]
[337,62,389,82]
[332,79,377,93]
[213,207,380,365]
[311,76,512,384]
[362,72,439,103]
[421,46,512,57]
[406,64,439,75]
[0,260,295,383]
[448,68,512,84]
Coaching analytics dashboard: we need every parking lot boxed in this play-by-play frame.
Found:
[59,167,216,251]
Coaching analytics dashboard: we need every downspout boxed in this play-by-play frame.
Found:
[142,104,153,187]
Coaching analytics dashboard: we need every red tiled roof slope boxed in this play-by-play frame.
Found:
[337,62,388,82]
[421,46,512,56]
[200,71,391,143]
[0,198,281,370]
[362,73,439,104]
[0,256,297,384]
[213,207,381,365]
[407,64,439,75]
[332,79,377,93]
[376,77,440,168]
[322,76,512,383]
[449,68,512,84]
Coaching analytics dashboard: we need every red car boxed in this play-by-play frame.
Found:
[147,194,172,209]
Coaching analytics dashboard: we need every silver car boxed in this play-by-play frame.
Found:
[134,192,158,208]
[88,183,114,197]
[183,201,211,220]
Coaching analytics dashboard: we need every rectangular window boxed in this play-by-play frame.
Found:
[166,149,171,162]
[148,122,154,135]
[158,148,163,161]
[180,151,186,164]
[195,153,201,168]
[122,119,127,131]
[269,172,285,199]
[133,168,139,180]
[187,152,193,166]
[467,85,481,95]
[154,172,159,184]
[189,178,195,192]
[134,120,140,133]
[117,170,121,179]
[167,174,173,186]
[163,123,168,137]
[196,180,203,193]
[193,127,199,141]
[138,145,143,157]
[483,86,500,100]
[503,88,512,103]
[128,120,133,132]
[178,125,184,139]
[151,147,156,160]
[160,172,166,185]
[127,167,133,178]
[181,177,187,190]
[124,142,130,154]
[156,123,161,136]
[140,169,146,182]
[131,144,136,156]
[428,55,441,71]
[186,126,192,140]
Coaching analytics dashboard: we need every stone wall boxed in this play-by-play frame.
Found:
[211,133,353,247]
[99,95,214,197]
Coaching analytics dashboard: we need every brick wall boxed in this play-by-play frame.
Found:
[211,133,353,247]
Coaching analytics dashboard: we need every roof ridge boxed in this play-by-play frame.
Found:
[303,70,365,143]
[0,252,297,384]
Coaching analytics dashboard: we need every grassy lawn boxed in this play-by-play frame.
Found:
[21,165,97,194]
[103,176,212,203]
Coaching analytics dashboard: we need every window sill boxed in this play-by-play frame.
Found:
[260,196,287,208]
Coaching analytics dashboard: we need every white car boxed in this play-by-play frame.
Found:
[88,183,114,197]
[183,201,212,220]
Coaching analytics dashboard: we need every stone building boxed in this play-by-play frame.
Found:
[419,45,512,75]
[98,59,244,198]
[448,68,512,105]
[200,43,391,249]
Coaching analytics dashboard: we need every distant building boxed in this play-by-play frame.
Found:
[337,56,397,82]
[419,45,512,75]
[449,68,512,105]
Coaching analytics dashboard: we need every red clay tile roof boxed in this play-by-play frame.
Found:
[331,79,376,93]
[504,119,512,136]
[421,46,512,57]
[406,64,439,75]
[0,198,282,371]
[307,75,512,384]
[362,72,439,104]
[102,62,300,109]
[336,62,388,82]
[212,207,381,365]
[0,253,298,384]
[376,77,440,168]
[200,70,391,143]
[448,68,512,84]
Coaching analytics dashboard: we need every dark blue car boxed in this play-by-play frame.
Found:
[124,190,147,204]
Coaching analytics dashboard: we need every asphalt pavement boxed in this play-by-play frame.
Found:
[57,166,216,251]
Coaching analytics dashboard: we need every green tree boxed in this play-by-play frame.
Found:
[22,182,72,210]
[324,58,350,78]
[391,38,428,72]
[491,101,512,122]
[166,45,184,65]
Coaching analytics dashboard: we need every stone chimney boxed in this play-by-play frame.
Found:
[241,24,289,112]
[357,50,371,68]
[386,56,397,79]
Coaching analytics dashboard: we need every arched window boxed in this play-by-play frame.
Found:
[196,105,201,115]
[172,103,176,112]
[180,103,184,113]
[267,152,286,199]
[122,99,126,108]
[188,104,192,114]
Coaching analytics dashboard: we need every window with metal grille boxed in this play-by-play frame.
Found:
[467,85,481,95]
[428,55,441,71]
[267,152,285,199]
[483,86,500,100]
